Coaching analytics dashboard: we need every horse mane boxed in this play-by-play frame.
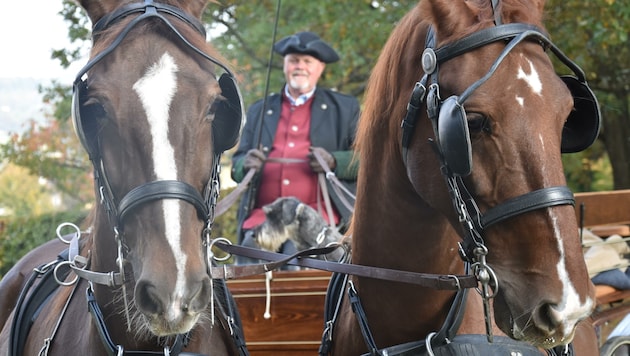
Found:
[355,0,546,162]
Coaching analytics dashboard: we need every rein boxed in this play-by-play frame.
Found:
[214,149,356,217]
[211,241,477,290]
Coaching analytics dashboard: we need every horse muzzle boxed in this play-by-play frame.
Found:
[134,274,213,336]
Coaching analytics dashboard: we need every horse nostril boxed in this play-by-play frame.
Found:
[135,280,164,315]
[188,276,212,312]
[534,302,562,334]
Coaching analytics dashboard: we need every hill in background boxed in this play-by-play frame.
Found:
[0,78,53,140]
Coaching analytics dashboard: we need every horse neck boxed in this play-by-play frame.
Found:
[352,147,460,269]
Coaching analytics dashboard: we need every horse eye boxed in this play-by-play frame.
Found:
[468,114,491,134]
[83,99,108,121]
[206,96,225,120]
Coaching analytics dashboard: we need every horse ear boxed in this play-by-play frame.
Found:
[76,0,116,24]
[422,0,476,41]
[179,0,210,19]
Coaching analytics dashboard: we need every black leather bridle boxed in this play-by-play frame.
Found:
[332,12,597,356]
[68,1,247,355]
[71,1,237,234]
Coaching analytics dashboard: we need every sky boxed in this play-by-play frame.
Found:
[0,1,84,81]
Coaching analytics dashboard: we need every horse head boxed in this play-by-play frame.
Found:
[411,0,597,347]
[73,0,242,338]
[348,0,598,351]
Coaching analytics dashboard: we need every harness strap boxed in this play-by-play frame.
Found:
[10,250,71,356]
[118,180,209,222]
[215,169,256,217]
[213,277,249,356]
[318,173,337,227]
[361,335,546,356]
[311,149,356,213]
[70,265,124,287]
[86,286,198,356]
[212,241,476,290]
[480,186,574,229]
[348,282,380,355]
[92,0,207,38]
[319,254,351,356]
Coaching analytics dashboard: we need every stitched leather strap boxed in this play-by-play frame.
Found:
[481,186,574,229]
[212,242,476,290]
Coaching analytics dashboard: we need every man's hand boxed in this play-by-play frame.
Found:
[243,148,266,172]
[308,146,336,173]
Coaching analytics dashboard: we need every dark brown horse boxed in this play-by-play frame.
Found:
[0,0,246,355]
[326,0,601,355]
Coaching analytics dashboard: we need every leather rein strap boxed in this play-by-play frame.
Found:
[211,241,477,290]
[214,149,356,217]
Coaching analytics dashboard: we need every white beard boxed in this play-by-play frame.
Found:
[289,76,310,92]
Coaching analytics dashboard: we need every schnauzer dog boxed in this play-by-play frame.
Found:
[254,197,347,261]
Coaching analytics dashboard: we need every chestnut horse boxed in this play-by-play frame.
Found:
[324,0,601,355]
[0,0,247,355]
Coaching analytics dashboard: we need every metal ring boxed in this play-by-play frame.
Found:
[209,237,232,262]
[54,261,78,286]
[446,274,461,290]
[425,331,437,356]
[56,222,81,244]
[472,263,500,298]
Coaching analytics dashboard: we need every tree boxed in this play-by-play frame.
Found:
[0,164,55,217]
[0,116,93,211]
[12,0,627,194]
[205,1,415,107]
[546,0,630,189]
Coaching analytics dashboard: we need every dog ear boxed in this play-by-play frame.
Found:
[295,203,306,219]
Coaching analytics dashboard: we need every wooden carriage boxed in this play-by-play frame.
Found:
[227,269,332,355]
[227,189,630,355]
[575,189,630,348]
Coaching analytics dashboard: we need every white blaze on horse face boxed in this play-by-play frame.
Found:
[516,56,542,106]
[549,212,594,338]
[133,52,189,320]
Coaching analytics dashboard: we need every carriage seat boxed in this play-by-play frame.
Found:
[582,226,630,327]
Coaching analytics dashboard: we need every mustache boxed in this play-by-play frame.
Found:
[290,70,308,76]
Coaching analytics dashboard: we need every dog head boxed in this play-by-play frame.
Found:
[255,196,338,254]
[255,197,304,252]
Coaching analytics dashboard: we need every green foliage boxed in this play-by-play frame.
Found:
[0,210,88,278]
[205,1,415,107]
[0,116,93,209]
[545,0,630,189]
[0,189,241,275]
[0,164,55,217]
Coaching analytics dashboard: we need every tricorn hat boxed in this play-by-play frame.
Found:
[273,31,339,63]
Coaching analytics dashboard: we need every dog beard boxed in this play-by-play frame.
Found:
[256,221,300,252]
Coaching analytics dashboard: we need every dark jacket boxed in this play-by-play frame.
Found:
[231,87,360,242]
